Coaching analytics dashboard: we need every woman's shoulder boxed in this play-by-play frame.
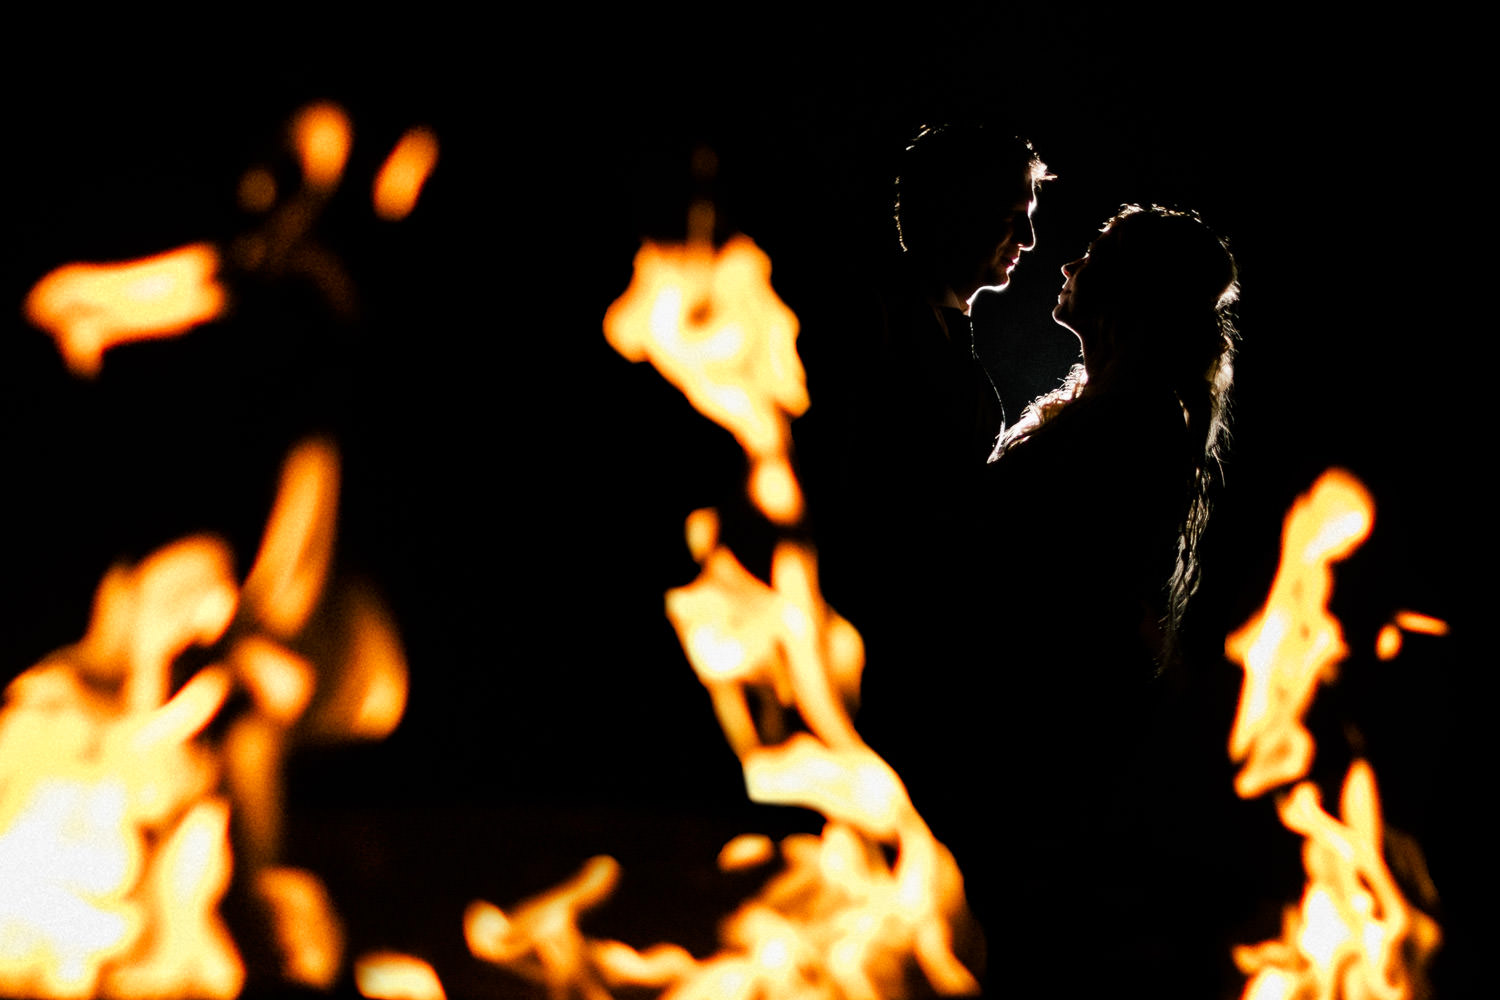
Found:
[986,386,1191,512]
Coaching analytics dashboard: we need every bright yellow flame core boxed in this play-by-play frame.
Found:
[25,244,226,377]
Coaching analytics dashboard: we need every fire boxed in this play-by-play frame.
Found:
[0,439,408,997]
[354,952,447,1000]
[1234,764,1441,1000]
[290,102,353,191]
[373,127,440,221]
[27,101,441,376]
[465,230,978,998]
[1226,471,1441,999]
[464,856,625,1000]
[24,244,226,378]
[1225,469,1375,800]
[1374,612,1449,663]
[663,510,863,756]
[602,235,808,524]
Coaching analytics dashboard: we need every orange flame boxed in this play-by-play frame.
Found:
[1375,612,1449,662]
[464,856,622,1000]
[0,555,244,998]
[1234,764,1441,1000]
[0,439,407,996]
[467,227,979,997]
[373,128,440,221]
[291,102,352,191]
[24,243,226,377]
[242,438,340,638]
[665,509,864,755]
[355,952,447,1000]
[1227,470,1442,999]
[1390,612,1446,636]
[603,235,808,524]
[1225,470,1374,799]
[256,867,343,989]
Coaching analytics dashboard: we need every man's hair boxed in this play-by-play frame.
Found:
[894,124,1051,256]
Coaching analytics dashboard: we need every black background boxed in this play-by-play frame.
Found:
[1,11,1481,997]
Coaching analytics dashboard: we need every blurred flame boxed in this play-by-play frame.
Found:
[1375,612,1449,662]
[29,103,440,378]
[1373,627,1402,662]
[238,168,277,213]
[291,102,352,190]
[1390,612,1446,636]
[465,857,622,1000]
[465,228,978,998]
[0,439,407,996]
[373,128,440,221]
[603,235,808,524]
[355,952,447,1000]
[664,511,863,757]
[24,244,226,378]
[1233,765,1441,1000]
[256,867,343,989]
[719,833,776,871]
[241,438,340,638]
[1225,470,1374,799]
[1227,471,1441,999]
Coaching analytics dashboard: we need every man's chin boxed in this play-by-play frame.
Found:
[968,279,1012,305]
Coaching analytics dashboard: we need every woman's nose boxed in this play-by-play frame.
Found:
[1062,258,1081,277]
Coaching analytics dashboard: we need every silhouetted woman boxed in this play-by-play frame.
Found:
[991,203,1238,671]
[939,205,1239,991]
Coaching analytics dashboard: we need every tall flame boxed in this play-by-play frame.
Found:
[1226,470,1441,999]
[1225,470,1374,800]
[465,230,979,998]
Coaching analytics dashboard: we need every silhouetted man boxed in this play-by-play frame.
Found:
[797,124,1047,580]
[794,124,1049,782]
[891,124,1048,454]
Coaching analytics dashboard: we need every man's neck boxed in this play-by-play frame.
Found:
[937,284,970,315]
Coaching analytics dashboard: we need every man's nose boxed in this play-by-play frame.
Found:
[1061,258,1080,277]
[1018,215,1036,251]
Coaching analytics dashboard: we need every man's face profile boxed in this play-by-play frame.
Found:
[964,183,1037,305]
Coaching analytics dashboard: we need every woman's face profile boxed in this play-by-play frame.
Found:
[1054,223,1125,334]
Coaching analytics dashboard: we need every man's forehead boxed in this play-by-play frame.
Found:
[989,189,1036,214]
[1000,179,1037,209]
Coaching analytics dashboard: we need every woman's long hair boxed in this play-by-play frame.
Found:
[997,205,1239,661]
